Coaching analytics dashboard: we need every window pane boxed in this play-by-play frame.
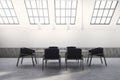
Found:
[10,9,16,16]
[0,9,6,16]
[71,10,76,17]
[25,0,31,8]
[100,1,106,8]
[101,18,106,24]
[61,10,65,16]
[111,1,117,8]
[44,9,48,16]
[55,0,60,8]
[1,0,8,8]
[3,17,8,23]
[93,10,98,16]
[71,17,75,24]
[34,17,39,23]
[28,9,33,16]
[95,1,101,9]
[44,17,49,23]
[66,0,72,8]
[98,10,103,17]
[5,9,11,16]
[66,10,71,17]
[56,10,60,16]
[31,0,36,8]
[8,17,14,23]
[33,9,38,16]
[30,17,34,23]
[7,0,13,8]
[56,18,60,24]
[103,10,109,16]
[0,18,3,23]
[61,17,65,24]
[61,0,66,8]
[38,9,43,16]
[42,0,47,8]
[13,17,18,23]
[105,18,110,24]
[91,18,96,24]
[108,10,114,17]
[105,1,112,8]
[96,18,101,24]
[72,0,77,8]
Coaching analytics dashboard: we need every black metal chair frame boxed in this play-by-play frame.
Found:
[42,48,61,70]
[87,48,107,66]
[65,48,84,70]
[16,48,37,67]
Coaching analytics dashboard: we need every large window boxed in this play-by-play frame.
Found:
[0,0,19,24]
[25,0,49,25]
[117,17,120,25]
[55,0,78,25]
[90,0,118,25]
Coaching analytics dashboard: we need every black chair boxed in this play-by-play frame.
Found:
[42,47,61,70]
[87,47,107,66]
[65,47,84,70]
[16,48,37,67]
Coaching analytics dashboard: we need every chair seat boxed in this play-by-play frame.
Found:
[67,55,82,59]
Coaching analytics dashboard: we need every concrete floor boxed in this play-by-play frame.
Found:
[0,58,120,80]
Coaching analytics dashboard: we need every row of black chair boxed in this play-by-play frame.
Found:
[16,47,107,70]
[42,47,84,70]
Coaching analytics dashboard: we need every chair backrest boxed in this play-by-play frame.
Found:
[49,46,58,49]
[66,48,82,59]
[89,47,103,54]
[20,48,35,55]
[44,48,60,59]
[67,46,76,53]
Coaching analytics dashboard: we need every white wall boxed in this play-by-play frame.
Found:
[0,0,120,48]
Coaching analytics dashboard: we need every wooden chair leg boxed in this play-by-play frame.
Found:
[78,59,79,63]
[103,56,107,66]
[16,57,20,67]
[21,57,24,64]
[34,55,37,64]
[81,59,84,70]
[31,56,35,67]
[59,59,61,69]
[87,54,90,64]
[45,60,47,68]
[42,58,44,71]
[100,56,103,64]
[65,59,67,70]
[89,55,92,66]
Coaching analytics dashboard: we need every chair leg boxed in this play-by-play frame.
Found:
[100,56,103,64]
[21,57,24,64]
[87,54,90,64]
[89,55,92,66]
[65,59,67,70]
[31,56,35,67]
[81,59,84,70]
[42,58,44,71]
[16,57,20,67]
[59,59,61,69]
[78,59,79,63]
[103,56,107,66]
[34,54,37,64]
[45,60,47,68]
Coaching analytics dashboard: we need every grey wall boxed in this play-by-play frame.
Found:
[0,48,120,58]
